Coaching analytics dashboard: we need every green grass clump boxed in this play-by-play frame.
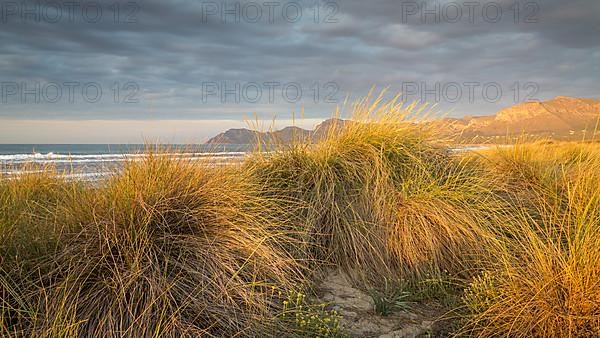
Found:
[1,166,88,336]
[369,286,411,316]
[0,166,85,262]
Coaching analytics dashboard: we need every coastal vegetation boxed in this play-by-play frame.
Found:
[1,94,599,337]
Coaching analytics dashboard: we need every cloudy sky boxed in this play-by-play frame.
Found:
[1,0,599,143]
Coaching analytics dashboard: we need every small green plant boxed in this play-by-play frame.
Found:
[405,272,463,308]
[369,287,412,316]
[462,271,499,314]
[280,291,345,337]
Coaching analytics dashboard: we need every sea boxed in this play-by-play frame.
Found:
[0,144,251,181]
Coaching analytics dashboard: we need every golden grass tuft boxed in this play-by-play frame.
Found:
[462,142,600,337]
[0,165,85,261]
[245,93,499,286]
[1,165,88,337]
[3,154,308,337]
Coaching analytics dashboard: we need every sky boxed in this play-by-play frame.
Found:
[0,0,599,143]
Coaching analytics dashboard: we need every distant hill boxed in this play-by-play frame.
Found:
[438,96,600,141]
[206,126,310,144]
[206,97,600,144]
[206,118,348,145]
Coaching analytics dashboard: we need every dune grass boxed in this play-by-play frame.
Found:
[0,95,598,337]
[0,165,85,261]
[245,94,503,287]
[2,156,309,337]
[1,166,89,337]
[461,141,600,337]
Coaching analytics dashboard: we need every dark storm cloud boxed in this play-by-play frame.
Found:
[328,0,600,48]
[0,0,599,121]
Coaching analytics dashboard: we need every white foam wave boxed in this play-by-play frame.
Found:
[0,152,247,162]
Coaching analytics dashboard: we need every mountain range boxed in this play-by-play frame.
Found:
[206,96,600,144]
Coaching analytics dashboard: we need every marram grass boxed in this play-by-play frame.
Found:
[461,141,600,337]
[2,156,308,337]
[245,93,503,286]
[1,95,599,337]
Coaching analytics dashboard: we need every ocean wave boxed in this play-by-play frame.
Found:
[0,152,247,162]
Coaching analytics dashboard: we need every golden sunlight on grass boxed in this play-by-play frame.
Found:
[1,94,598,337]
